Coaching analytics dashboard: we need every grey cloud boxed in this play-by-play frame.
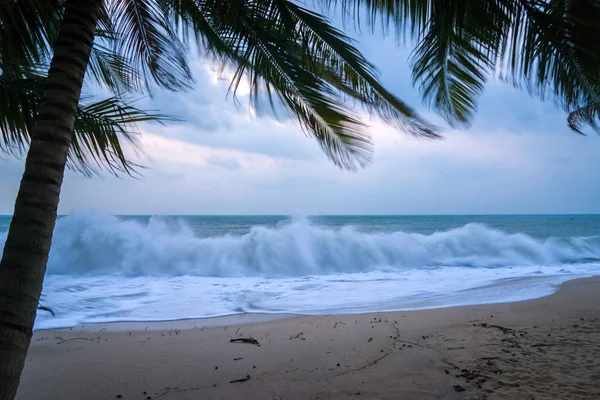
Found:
[1,12,600,216]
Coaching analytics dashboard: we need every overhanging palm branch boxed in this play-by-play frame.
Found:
[409,0,508,126]
[318,0,600,132]
[0,73,173,176]
[1,0,189,176]
[167,0,438,170]
[0,0,62,75]
[568,98,600,135]
[107,0,193,92]
[87,42,143,94]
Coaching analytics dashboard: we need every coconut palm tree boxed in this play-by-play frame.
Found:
[0,0,177,176]
[0,0,437,397]
[1,0,600,398]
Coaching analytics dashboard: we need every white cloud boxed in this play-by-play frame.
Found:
[2,29,600,216]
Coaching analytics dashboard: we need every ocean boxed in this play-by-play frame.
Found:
[1,213,599,330]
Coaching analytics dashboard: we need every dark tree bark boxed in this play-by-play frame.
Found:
[0,1,102,398]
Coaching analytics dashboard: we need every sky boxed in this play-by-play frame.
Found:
[1,19,600,215]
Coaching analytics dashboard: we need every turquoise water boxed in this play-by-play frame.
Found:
[1,213,599,329]
[3,213,597,237]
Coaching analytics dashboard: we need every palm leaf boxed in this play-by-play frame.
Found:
[0,75,43,154]
[167,0,438,170]
[108,0,193,92]
[409,0,511,126]
[0,0,62,75]
[0,73,173,176]
[278,2,438,138]
[317,0,600,131]
[73,97,177,176]
[87,43,143,94]
[568,97,600,135]
[500,0,600,108]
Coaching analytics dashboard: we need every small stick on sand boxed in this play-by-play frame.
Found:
[57,338,94,345]
[230,375,251,383]
[230,337,260,346]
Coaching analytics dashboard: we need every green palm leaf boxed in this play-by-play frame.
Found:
[0,75,43,153]
[0,73,173,176]
[0,0,62,75]
[568,97,600,135]
[73,97,177,176]
[87,43,142,94]
[167,0,438,170]
[409,0,509,126]
[108,0,193,91]
[318,0,600,132]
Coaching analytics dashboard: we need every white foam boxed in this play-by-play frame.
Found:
[1,212,599,330]
[33,212,600,277]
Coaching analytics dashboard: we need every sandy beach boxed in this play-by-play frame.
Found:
[17,276,600,400]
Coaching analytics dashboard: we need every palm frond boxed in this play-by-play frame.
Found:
[279,2,438,138]
[87,43,143,93]
[109,0,193,92]
[0,75,43,154]
[500,0,600,108]
[568,97,600,135]
[0,0,62,75]
[316,0,431,39]
[317,0,600,132]
[167,0,438,170]
[0,73,173,176]
[73,97,177,176]
[409,0,510,126]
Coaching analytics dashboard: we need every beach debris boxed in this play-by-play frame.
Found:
[333,322,346,329]
[116,395,122,399]
[453,385,466,392]
[56,337,94,345]
[234,357,243,361]
[230,375,251,383]
[479,323,514,334]
[230,337,260,346]
[289,332,305,340]
[37,305,56,317]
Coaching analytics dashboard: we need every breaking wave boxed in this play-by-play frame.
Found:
[2,213,596,277]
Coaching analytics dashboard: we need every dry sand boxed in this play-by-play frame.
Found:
[18,277,600,400]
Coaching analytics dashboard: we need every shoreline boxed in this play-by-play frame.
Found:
[20,276,600,400]
[37,273,593,333]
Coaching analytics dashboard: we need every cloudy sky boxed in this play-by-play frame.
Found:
[1,19,600,215]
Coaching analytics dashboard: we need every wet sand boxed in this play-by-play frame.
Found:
[18,276,600,400]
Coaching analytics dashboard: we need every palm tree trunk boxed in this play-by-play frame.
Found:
[0,0,102,398]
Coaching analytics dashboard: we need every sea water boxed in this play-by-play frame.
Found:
[1,213,599,329]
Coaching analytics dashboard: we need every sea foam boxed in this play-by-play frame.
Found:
[1,213,599,329]
[33,212,600,277]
